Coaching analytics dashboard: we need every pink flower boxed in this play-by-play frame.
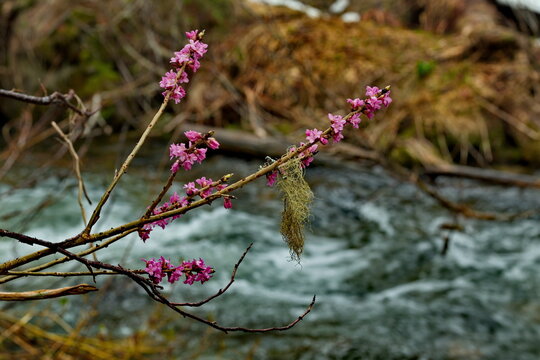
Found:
[365,86,380,97]
[170,161,180,173]
[193,148,207,163]
[266,170,278,187]
[170,86,186,104]
[333,132,344,142]
[178,71,189,84]
[328,113,346,143]
[170,50,191,67]
[195,177,213,187]
[347,98,365,110]
[138,228,151,241]
[181,154,198,170]
[162,30,208,101]
[382,91,392,107]
[185,30,199,40]
[169,192,180,204]
[170,143,188,160]
[329,113,346,132]
[184,182,197,195]
[185,130,203,143]
[306,128,322,143]
[223,197,233,209]
[142,257,172,284]
[159,70,177,90]
[168,266,184,284]
[187,40,208,58]
[188,57,201,72]
[181,258,214,285]
[196,177,214,197]
[206,137,220,150]
[349,113,361,128]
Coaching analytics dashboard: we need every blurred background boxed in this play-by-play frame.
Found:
[1,0,540,359]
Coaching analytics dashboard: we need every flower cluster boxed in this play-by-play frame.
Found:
[265,85,392,186]
[142,257,214,285]
[169,130,220,173]
[159,30,208,104]
[184,177,227,198]
[138,192,189,241]
[138,175,231,241]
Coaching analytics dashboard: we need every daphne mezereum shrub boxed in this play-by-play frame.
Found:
[0,29,391,333]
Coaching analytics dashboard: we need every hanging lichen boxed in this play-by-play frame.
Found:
[277,157,314,261]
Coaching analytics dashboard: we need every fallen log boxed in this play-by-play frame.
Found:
[174,123,381,165]
[423,164,540,188]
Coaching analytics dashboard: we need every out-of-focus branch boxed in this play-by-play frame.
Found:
[415,178,536,221]
[0,284,98,301]
[0,89,93,117]
[51,121,92,225]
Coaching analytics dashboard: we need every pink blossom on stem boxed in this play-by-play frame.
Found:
[169,192,180,204]
[170,86,186,104]
[138,227,151,242]
[266,170,278,187]
[185,30,199,40]
[196,177,214,198]
[170,143,188,160]
[349,113,362,128]
[328,113,346,143]
[142,257,172,284]
[170,50,191,67]
[185,130,203,143]
[161,29,208,101]
[159,70,177,90]
[223,197,233,209]
[305,128,327,145]
[181,258,214,285]
[365,86,380,97]
[170,161,180,173]
[193,148,207,163]
[382,90,392,107]
[206,137,220,150]
[168,266,184,283]
[347,98,365,110]
[184,182,197,195]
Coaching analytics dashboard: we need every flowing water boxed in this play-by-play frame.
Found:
[1,154,539,359]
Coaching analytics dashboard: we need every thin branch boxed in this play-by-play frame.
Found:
[1,270,144,277]
[0,229,136,284]
[51,121,91,225]
[0,89,93,117]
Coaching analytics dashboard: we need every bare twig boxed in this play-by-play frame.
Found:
[0,89,93,117]
[1,270,144,277]
[51,121,91,225]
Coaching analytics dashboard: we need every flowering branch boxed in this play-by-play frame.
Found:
[0,29,392,333]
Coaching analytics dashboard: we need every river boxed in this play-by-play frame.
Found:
[1,153,539,359]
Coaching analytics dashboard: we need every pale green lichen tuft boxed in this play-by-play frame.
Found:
[277,157,314,261]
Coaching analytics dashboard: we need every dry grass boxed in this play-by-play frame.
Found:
[2,0,539,167]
